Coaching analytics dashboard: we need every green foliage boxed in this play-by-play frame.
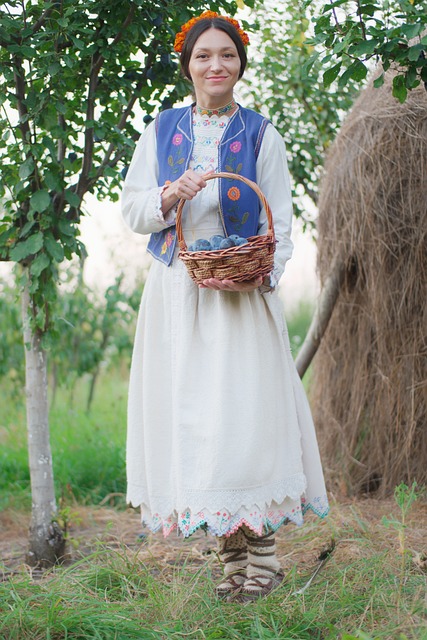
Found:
[0,269,142,403]
[245,0,359,224]
[285,300,314,354]
[382,482,425,584]
[0,0,236,339]
[307,0,427,103]
[51,269,142,408]
[0,370,128,510]
[0,279,24,389]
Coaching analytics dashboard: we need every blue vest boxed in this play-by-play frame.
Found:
[147,105,270,266]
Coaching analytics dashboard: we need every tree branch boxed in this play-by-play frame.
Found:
[109,4,136,49]
[356,0,367,40]
[92,47,157,184]
[13,56,31,139]
[13,55,41,208]
[76,4,138,199]
[91,4,137,78]
[298,177,318,205]
[295,257,346,378]
[76,55,99,197]
[32,4,54,33]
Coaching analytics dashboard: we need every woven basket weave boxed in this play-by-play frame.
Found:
[176,172,276,284]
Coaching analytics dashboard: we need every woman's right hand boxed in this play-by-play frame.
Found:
[161,169,209,213]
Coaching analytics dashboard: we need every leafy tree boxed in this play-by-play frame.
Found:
[307,0,427,103]
[243,0,359,224]
[0,0,237,566]
[244,0,426,218]
[51,271,142,411]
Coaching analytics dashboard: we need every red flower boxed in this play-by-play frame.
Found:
[174,11,250,53]
[227,186,240,201]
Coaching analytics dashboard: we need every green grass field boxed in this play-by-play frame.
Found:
[1,369,128,512]
[1,491,426,640]
[1,302,426,639]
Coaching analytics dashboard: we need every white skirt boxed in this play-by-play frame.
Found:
[126,240,329,538]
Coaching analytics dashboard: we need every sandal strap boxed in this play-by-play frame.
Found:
[216,572,246,598]
[241,571,284,598]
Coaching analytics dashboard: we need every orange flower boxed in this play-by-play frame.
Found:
[228,186,240,201]
[174,11,250,53]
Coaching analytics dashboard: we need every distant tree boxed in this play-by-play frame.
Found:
[245,0,426,220]
[51,272,142,411]
[0,280,24,393]
[307,0,427,103]
[244,0,359,224]
[0,0,237,566]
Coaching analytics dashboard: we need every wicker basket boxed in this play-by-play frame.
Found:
[176,172,276,284]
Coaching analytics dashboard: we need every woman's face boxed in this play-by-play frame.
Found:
[188,28,241,108]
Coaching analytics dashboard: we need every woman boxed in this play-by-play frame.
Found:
[121,11,329,602]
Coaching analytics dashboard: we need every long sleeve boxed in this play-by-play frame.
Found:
[121,122,176,234]
[256,124,294,286]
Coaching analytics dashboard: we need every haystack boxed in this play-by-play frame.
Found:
[311,70,427,496]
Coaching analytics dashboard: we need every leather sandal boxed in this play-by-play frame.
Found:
[238,571,285,602]
[215,572,246,601]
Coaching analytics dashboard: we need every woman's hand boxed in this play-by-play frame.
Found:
[199,276,264,292]
[161,169,210,213]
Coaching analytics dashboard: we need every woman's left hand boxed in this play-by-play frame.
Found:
[199,276,263,292]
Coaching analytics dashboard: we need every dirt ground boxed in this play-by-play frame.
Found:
[1,496,426,581]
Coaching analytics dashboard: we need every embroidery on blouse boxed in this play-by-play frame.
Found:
[191,113,228,175]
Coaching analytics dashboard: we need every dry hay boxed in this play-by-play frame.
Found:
[311,69,427,496]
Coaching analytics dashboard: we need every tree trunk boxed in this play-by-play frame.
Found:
[21,283,66,567]
[295,258,346,379]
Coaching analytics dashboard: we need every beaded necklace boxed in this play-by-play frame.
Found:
[195,99,237,118]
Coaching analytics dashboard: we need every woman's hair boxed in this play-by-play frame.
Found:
[180,18,247,81]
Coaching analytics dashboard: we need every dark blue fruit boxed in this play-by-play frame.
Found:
[219,238,235,249]
[209,235,224,250]
[193,238,212,251]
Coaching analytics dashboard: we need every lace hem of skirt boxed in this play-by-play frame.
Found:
[136,494,329,538]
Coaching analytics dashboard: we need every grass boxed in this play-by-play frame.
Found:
[0,369,128,511]
[1,497,426,639]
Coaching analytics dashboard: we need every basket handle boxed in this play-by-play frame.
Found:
[175,171,275,251]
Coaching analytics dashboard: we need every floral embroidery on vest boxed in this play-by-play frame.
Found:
[224,140,243,175]
[161,230,174,255]
[167,134,185,175]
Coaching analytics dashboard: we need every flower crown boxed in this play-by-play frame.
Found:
[173,11,250,53]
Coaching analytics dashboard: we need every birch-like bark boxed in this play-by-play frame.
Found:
[295,258,346,379]
[21,283,65,567]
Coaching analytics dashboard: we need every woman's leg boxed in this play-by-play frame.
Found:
[241,526,284,600]
[216,528,248,599]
